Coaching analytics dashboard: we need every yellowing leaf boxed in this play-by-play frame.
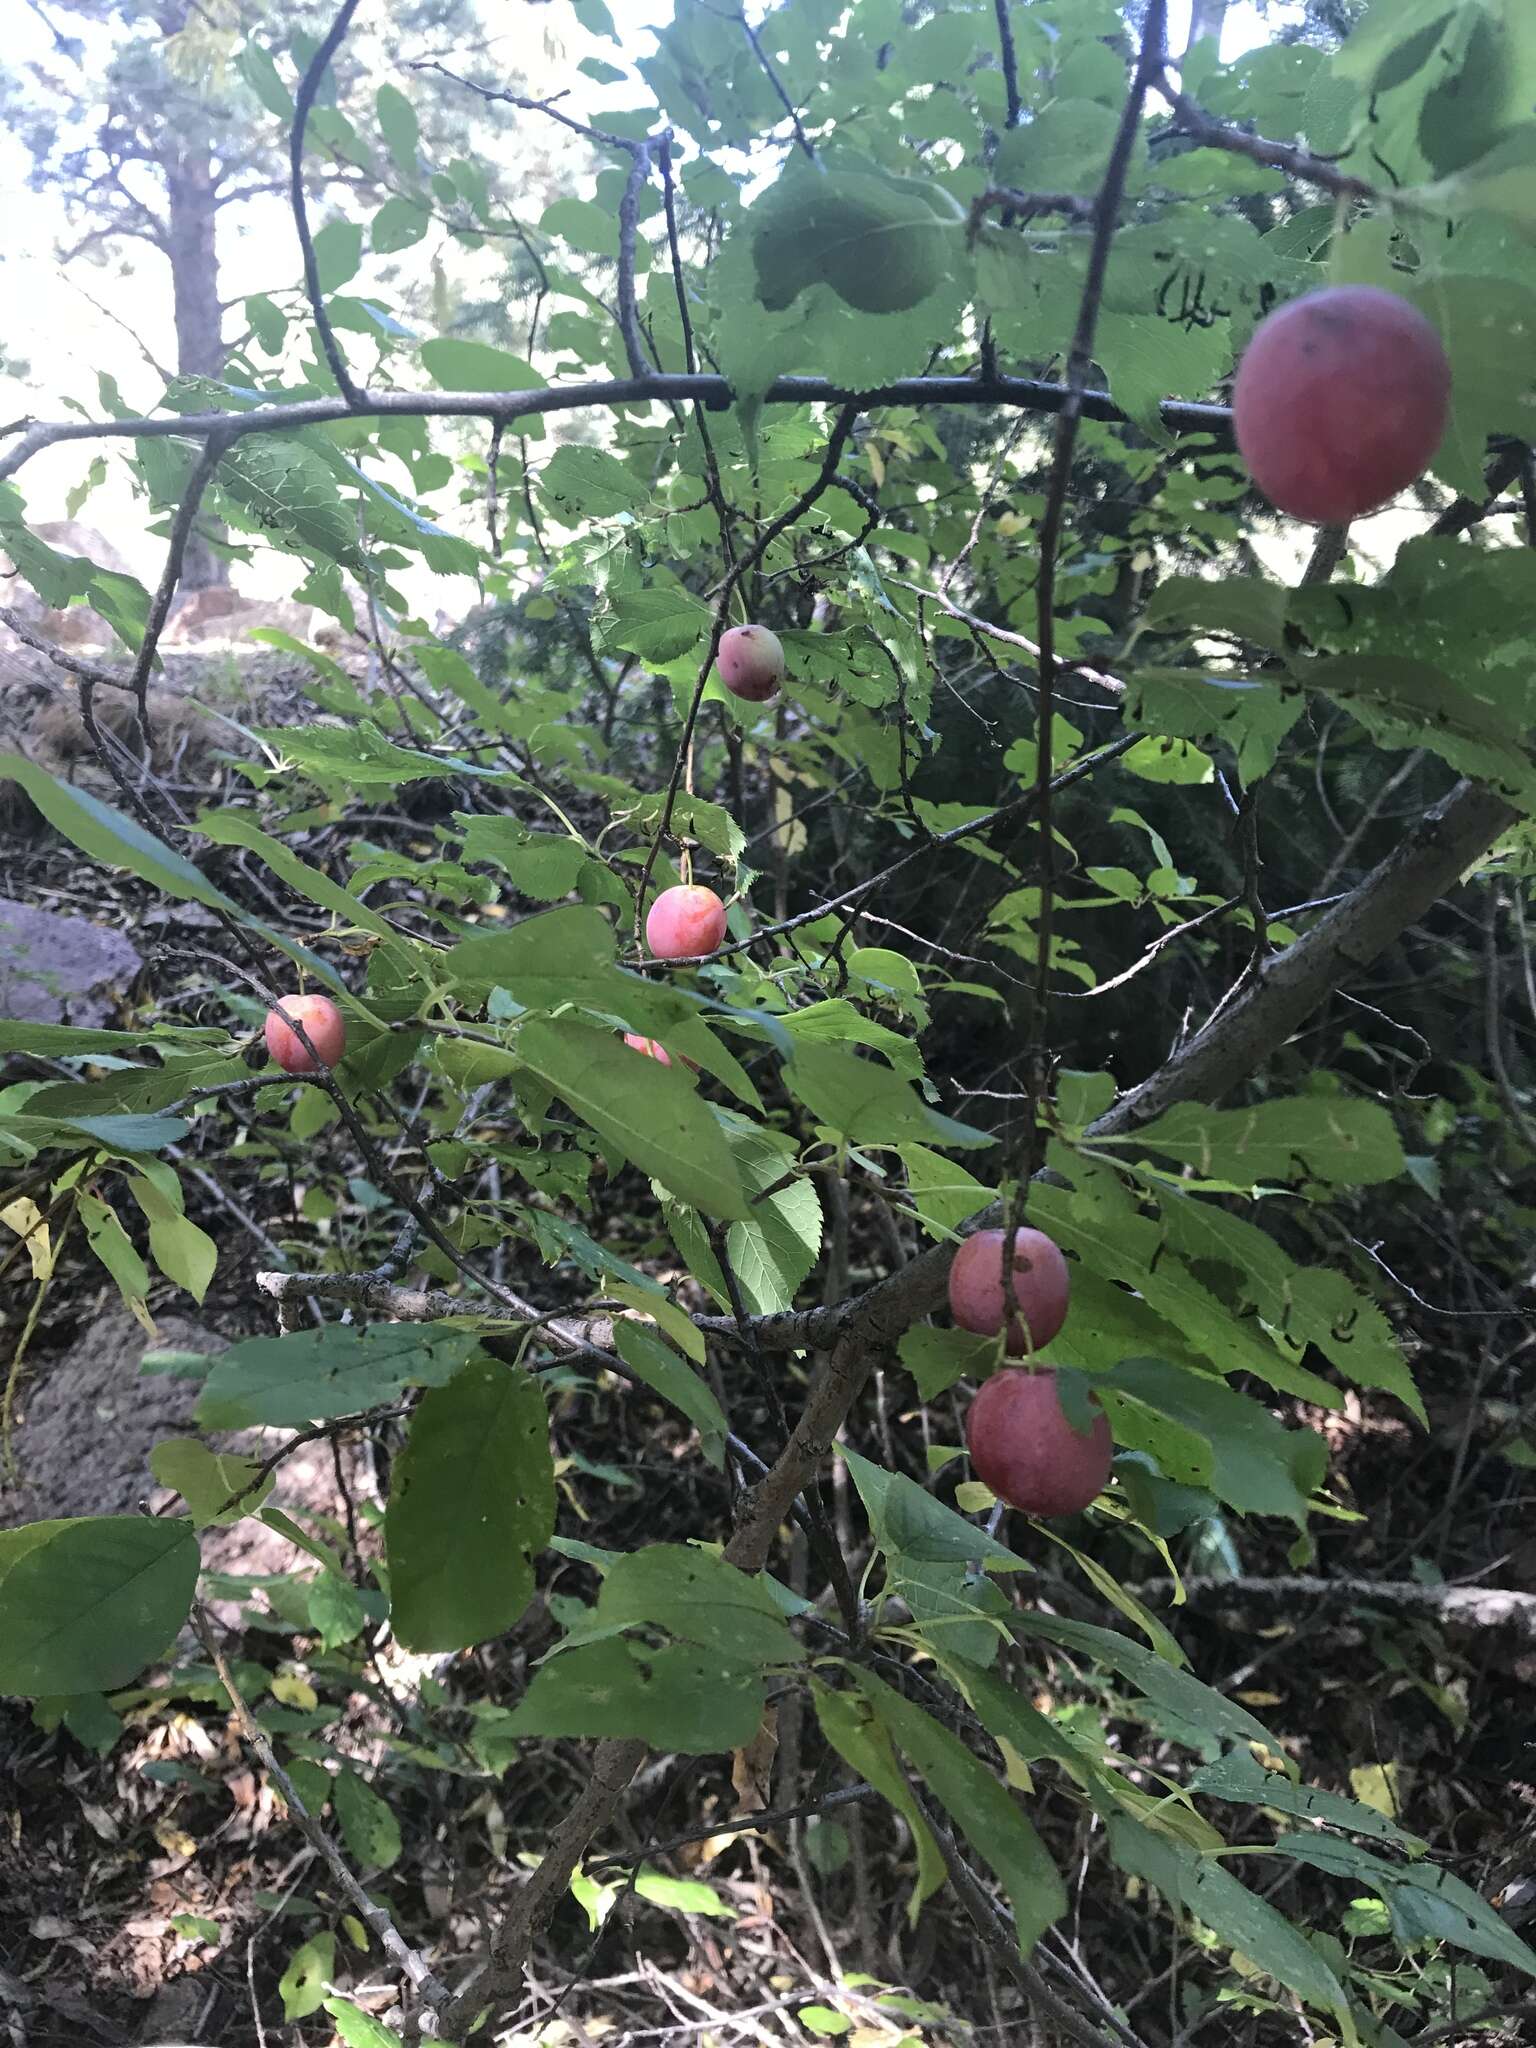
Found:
[270,1672,318,1710]
[997,1735,1035,1793]
[1349,1762,1406,1820]
[1,1198,52,1280]
[129,1174,217,1304]
[1247,1742,1290,1775]
[149,1439,272,1528]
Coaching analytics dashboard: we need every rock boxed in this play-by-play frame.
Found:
[0,521,136,651]
[0,896,142,1025]
[29,522,134,579]
[0,1315,220,1531]
[20,686,217,781]
[164,589,315,647]
[0,1313,376,1601]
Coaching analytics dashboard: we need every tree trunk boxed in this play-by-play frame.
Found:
[1184,0,1230,56]
[165,150,228,590]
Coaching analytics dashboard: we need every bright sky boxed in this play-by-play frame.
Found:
[0,0,1301,590]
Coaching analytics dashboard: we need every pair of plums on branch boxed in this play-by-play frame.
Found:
[261,897,733,1084]
[949,1226,1113,1519]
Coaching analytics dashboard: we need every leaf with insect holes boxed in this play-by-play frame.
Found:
[332,1768,401,1871]
[196,1324,480,1430]
[279,1932,334,2021]
[1107,1814,1348,2019]
[385,1356,555,1651]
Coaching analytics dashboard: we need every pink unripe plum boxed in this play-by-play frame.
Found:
[948,1226,1070,1355]
[646,884,728,961]
[1232,285,1451,523]
[264,993,346,1074]
[717,624,785,703]
[966,1367,1113,1518]
[623,1032,673,1066]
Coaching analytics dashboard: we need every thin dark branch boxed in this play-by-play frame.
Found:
[291,0,367,407]
[1025,0,1168,1176]
[660,133,738,572]
[1234,782,1268,969]
[64,276,174,382]
[410,63,636,151]
[907,1782,1147,2048]
[0,376,1235,486]
[589,1783,875,1869]
[1156,77,1396,209]
[658,136,700,378]
[192,1606,453,2018]
[0,608,138,691]
[632,404,862,938]
[646,733,1140,967]
[486,417,504,554]
[73,673,163,826]
[738,9,817,161]
[615,137,658,381]
[126,433,231,747]
[992,0,1023,128]
[760,467,882,584]
[970,186,1098,235]
[1056,891,1243,1001]
[890,576,1126,697]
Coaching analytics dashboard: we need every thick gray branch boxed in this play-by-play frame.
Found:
[1149,1575,1536,1641]
[720,774,1514,1364]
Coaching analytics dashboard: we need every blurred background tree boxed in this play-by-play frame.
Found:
[0,0,560,583]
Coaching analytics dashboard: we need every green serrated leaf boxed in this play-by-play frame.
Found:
[517,1016,752,1219]
[1121,1097,1406,1187]
[850,1665,1065,1953]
